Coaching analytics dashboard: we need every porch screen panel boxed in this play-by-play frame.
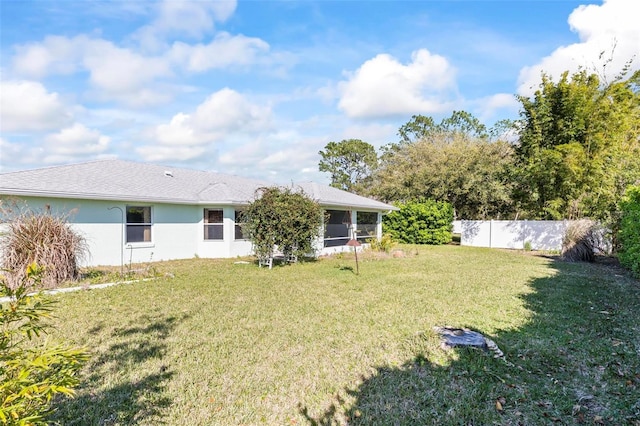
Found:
[356,211,378,241]
[324,210,350,247]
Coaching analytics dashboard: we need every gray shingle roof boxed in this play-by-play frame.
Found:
[0,159,396,211]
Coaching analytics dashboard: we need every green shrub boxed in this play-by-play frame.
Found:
[366,234,396,253]
[0,263,88,424]
[0,202,88,289]
[383,199,453,245]
[243,187,324,263]
[618,185,640,277]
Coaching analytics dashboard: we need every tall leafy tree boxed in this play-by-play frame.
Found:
[397,110,489,145]
[514,68,640,221]
[318,139,378,194]
[371,111,517,219]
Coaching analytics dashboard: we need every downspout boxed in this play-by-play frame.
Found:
[107,206,124,276]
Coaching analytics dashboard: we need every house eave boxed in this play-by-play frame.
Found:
[320,202,398,212]
[0,190,397,211]
[0,189,246,206]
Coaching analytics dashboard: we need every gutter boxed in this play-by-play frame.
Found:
[0,189,249,206]
[0,190,397,211]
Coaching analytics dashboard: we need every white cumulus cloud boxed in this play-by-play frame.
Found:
[474,93,520,123]
[154,113,209,147]
[132,0,237,51]
[338,49,457,119]
[191,88,271,133]
[11,35,81,78]
[82,39,173,107]
[10,28,272,108]
[0,137,24,171]
[217,130,325,181]
[518,0,640,95]
[11,35,172,107]
[169,32,270,72]
[44,123,110,156]
[0,80,73,132]
[156,0,236,36]
[137,88,272,163]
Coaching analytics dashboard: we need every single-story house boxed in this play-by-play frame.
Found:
[0,159,397,266]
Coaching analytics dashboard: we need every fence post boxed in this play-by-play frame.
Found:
[489,219,493,248]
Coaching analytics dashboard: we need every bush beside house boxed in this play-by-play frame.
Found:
[619,185,640,278]
[243,187,324,263]
[383,199,453,245]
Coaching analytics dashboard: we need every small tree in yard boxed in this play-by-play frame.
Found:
[243,187,325,264]
[1,263,88,425]
[0,202,88,289]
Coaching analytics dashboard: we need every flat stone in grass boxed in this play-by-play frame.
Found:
[434,326,488,350]
[433,326,506,360]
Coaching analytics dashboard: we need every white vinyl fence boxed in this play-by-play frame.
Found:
[459,220,569,251]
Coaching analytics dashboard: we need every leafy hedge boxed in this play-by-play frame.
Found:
[383,199,453,244]
[619,185,640,278]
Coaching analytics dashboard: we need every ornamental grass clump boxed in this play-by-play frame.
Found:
[561,219,598,262]
[0,202,88,290]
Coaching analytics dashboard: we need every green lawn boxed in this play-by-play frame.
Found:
[44,245,639,425]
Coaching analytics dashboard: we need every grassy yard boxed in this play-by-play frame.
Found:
[42,245,639,425]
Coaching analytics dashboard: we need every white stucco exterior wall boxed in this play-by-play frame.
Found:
[1,196,387,266]
[2,197,256,267]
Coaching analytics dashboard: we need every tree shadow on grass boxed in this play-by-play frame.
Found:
[52,313,189,425]
[300,258,640,425]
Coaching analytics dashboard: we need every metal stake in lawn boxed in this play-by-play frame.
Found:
[346,238,361,274]
[342,210,361,275]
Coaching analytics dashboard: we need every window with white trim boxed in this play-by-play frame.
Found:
[204,209,224,240]
[126,206,152,243]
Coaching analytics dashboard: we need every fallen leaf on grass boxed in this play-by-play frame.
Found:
[496,396,506,412]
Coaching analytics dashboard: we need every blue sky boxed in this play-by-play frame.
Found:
[1,0,638,183]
